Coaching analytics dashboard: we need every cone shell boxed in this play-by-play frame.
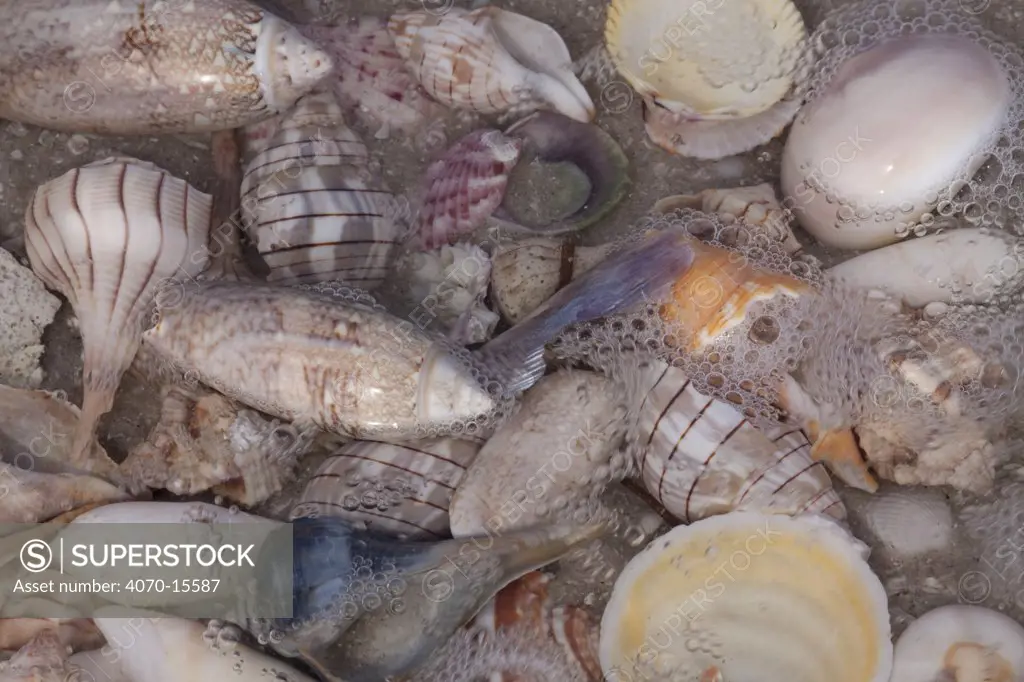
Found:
[24,157,212,462]
[388,7,594,122]
[292,437,482,540]
[599,511,893,682]
[633,358,845,523]
[240,91,403,288]
[411,129,523,251]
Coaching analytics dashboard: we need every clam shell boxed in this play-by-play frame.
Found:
[0,248,60,389]
[240,91,403,289]
[604,0,806,119]
[292,437,482,540]
[24,157,212,462]
[599,512,893,682]
[388,7,594,122]
[632,358,845,522]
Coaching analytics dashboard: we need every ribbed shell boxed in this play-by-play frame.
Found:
[633,358,845,522]
[412,129,523,251]
[291,437,481,540]
[388,7,594,122]
[24,157,212,462]
[240,91,402,288]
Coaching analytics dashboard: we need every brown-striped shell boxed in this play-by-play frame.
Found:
[631,357,845,523]
[291,437,482,540]
[24,157,212,463]
[240,90,403,289]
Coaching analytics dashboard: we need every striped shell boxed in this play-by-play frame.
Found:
[240,90,402,288]
[387,7,594,122]
[633,357,845,522]
[411,129,523,251]
[291,437,482,540]
[24,157,212,463]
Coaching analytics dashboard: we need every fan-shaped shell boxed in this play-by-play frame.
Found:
[632,358,844,522]
[291,437,482,540]
[24,157,212,462]
[388,7,594,122]
[240,91,403,288]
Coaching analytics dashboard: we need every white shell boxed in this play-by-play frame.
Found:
[24,157,212,461]
[388,7,594,122]
[599,511,893,682]
[782,34,1012,251]
[847,487,954,560]
[240,91,402,288]
[0,248,60,389]
[827,228,1024,307]
[292,437,482,540]
[892,605,1024,682]
[449,369,626,536]
[632,358,845,522]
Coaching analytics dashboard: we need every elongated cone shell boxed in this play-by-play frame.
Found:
[632,358,845,522]
[0,0,333,134]
[24,157,212,464]
[292,437,482,540]
[388,7,595,122]
[241,91,403,288]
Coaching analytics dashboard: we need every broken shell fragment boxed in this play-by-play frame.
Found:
[24,157,212,463]
[0,248,60,389]
[599,512,893,682]
[388,7,594,122]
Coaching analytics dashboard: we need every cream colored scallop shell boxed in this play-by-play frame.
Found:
[24,157,212,463]
[605,0,806,118]
[599,511,893,682]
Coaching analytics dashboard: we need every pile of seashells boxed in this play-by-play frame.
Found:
[5,0,1024,680]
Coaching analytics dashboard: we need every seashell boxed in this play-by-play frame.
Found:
[605,0,807,158]
[630,357,845,523]
[240,91,403,289]
[781,34,1012,251]
[67,651,130,682]
[496,111,631,235]
[409,129,523,251]
[449,369,627,537]
[0,0,333,135]
[70,500,275,525]
[24,157,212,462]
[0,620,102,656]
[292,436,482,540]
[652,183,803,255]
[891,605,1024,682]
[0,629,75,682]
[599,511,893,682]
[0,248,60,389]
[844,487,954,561]
[827,228,1024,307]
[0,463,129,523]
[120,384,315,507]
[387,7,594,122]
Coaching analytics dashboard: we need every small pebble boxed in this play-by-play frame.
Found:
[9,150,22,161]
[6,122,28,137]
[923,301,948,319]
[67,134,90,155]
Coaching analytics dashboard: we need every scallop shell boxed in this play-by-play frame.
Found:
[291,437,482,540]
[388,7,594,122]
[631,357,845,523]
[24,157,212,462]
[599,511,893,682]
[845,487,954,560]
[410,129,523,251]
[240,90,403,288]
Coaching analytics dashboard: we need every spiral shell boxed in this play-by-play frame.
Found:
[292,437,482,539]
[24,157,212,462]
[388,7,594,122]
[632,358,845,523]
[240,90,403,288]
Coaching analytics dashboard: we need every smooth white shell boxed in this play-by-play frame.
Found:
[892,605,1024,682]
[782,34,1012,250]
[599,511,893,682]
[827,228,1024,307]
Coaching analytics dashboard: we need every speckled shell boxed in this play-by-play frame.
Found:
[0,0,333,134]
[412,129,523,251]
[24,157,212,463]
[388,7,594,122]
[633,358,845,522]
[240,91,403,289]
[291,437,483,540]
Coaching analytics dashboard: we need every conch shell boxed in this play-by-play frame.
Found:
[25,157,212,463]
[388,7,594,122]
